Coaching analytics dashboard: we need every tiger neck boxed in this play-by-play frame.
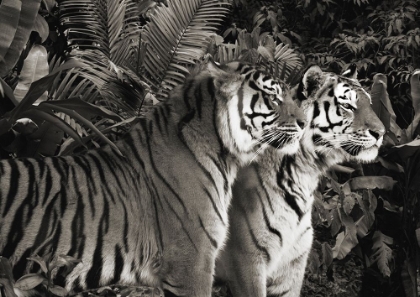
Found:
[264,136,341,217]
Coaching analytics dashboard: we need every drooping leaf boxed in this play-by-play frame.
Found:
[406,69,420,139]
[0,0,22,61]
[410,69,420,115]
[10,58,87,122]
[14,273,45,290]
[32,13,49,42]
[47,285,68,297]
[389,138,420,160]
[401,259,417,297]
[0,257,16,297]
[27,256,48,274]
[0,0,43,77]
[19,108,85,148]
[348,176,397,191]
[321,242,333,269]
[14,45,49,104]
[355,215,371,237]
[370,73,403,142]
[332,210,358,260]
[35,103,123,156]
[370,231,393,277]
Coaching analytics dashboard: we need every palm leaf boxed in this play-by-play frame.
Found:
[142,0,230,99]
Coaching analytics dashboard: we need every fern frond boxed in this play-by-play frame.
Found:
[142,0,230,99]
[60,0,141,69]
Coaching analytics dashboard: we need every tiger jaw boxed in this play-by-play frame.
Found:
[261,127,303,154]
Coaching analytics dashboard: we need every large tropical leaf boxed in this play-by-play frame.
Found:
[142,0,230,99]
[14,45,49,103]
[0,0,42,77]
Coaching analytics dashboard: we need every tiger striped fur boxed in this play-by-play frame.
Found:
[215,65,385,297]
[0,61,306,297]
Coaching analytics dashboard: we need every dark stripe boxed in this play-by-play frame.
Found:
[261,205,282,246]
[241,205,270,261]
[198,216,218,248]
[248,80,260,91]
[68,195,86,259]
[85,198,108,287]
[89,154,115,203]
[152,198,164,252]
[112,245,124,283]
[250,93,259,111]
[72,156,96,216]
[203,186,225,224]
[313,101,320,119]
[276,172,303,220]
[3,160,20,216]
[195,80,204,118]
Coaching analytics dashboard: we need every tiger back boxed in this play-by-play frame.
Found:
[215,65,385,297]
[0,61,306,297]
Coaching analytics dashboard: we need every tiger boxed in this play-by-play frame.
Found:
[214,64,385,297]
[0,60,306,297]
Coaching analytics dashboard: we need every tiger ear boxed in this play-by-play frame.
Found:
[342,64,358,79]
[297,65,323,100]
[205,57,227,78]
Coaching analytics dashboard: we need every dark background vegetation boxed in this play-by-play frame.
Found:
[0,0,419,296]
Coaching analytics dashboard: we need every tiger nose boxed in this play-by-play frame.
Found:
[297,119,307,129]
[369,129,384,140]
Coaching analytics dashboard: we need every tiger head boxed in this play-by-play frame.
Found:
[206,61,307,159]
[296,64,385,163]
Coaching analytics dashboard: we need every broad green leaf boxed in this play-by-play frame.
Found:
[36,103,122,156]
[370,231,393,277]
[401,259,417,297]
[27,256,48,274]
[0,0,22,60]
[416,228,420,248]
[321,242,333,269]
[332,210,358,260]
[28,121,64,157]
[59,116,139,156]
[14,273,45,290]
[0,77,17,104]
[33,13,49,42]
[410,69,420,114]
[42,0,56,12]
[10,59,87,122]
[332,229,358,260]
[370,73,403,142]
[343,194,356,215]
[389,138,420,160]
[0,0,42,77]
[377,156,404,172]
[355,215,371,237]
[19,108,85,148]
[330,208,341,237]
[13,118,38,134]
[39,98,122,122]
[48,285,68,297]
[14,45,49,104]
[348,176,397,191]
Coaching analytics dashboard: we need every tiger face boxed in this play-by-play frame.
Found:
[212,61,306,156]
[297,65,385,163]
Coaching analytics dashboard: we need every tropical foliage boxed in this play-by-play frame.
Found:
[0,0,419,296]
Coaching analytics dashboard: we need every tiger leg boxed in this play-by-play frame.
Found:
[158,214,227,297]
[226,249,267,297]
[267,227,313,297]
